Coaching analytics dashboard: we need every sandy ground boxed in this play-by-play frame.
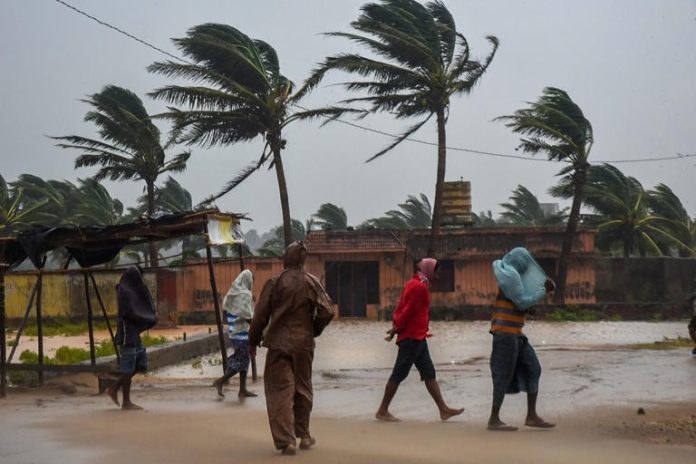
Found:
[2,320,696,463]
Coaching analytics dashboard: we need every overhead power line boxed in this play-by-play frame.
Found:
[54,0,188,64]
[53,0,694,166]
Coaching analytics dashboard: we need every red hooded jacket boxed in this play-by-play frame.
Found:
[392,274,430,343]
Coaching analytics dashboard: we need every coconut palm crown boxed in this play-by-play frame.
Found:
[497,87,593,304]
[52,85,190,265]
[148,23,349,246]
[298,0,499,255]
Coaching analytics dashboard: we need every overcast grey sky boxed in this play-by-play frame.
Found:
[1,0,695,234]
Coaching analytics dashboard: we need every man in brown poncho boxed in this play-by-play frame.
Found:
[249,241,334,456]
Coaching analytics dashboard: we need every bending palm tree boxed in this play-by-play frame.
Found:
[11,175,92,229]
[148,24,346,247]
[0,174,48,236]
[299,0,498,255]
[311,203,348,231]
[497,87,592,304]
[575,165,692,257]
[257,219,306,257]
[52,85,190,266]
[647,184,695,257]
[73,178,124,226]
[500,185,567,226]
[360,193,431,229]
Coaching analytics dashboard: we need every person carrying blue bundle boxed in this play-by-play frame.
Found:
[213,269,257,399]
[487,247,556,431]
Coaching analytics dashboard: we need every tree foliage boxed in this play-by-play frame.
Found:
[301,0,498,254]
[498,87,593,303]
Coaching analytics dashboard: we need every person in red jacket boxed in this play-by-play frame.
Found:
[375,258,464,422]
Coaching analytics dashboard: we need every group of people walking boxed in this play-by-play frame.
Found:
[108,242,555,456]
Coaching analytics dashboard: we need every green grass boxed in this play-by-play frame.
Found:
[7,334,171,387]
[21,319,109,337]
[544,309,600,322]
[628,336,695,350]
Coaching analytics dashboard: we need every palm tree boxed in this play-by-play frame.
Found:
[360,193,431,229]
[72,178,124,226]
[257,219,306,257]
[551,164,693,257]
[154,176,205,260]
[11,175,80,227]
[299,0,499,255]
[310,203,348,231]
[52,85,191,266]
[499,185,567,226]
[647,184,695,257]
[0,174,48,236]
[148,24,346,247]
[471,210,498,227]
[497,87,592,304]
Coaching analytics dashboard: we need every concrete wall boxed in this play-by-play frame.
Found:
[3,269,157,322]
[595,257,696,304]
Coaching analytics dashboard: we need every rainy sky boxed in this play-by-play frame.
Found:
[1,0,694,234]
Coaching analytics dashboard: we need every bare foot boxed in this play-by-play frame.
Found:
[375,411,401,422]
[280,443,296,456]
[525,417,555,428]
[107,387,120,407]
[212,379,225,398]
[440,407,464,421]
[122,402,143,411]
[238,390,257,398]
[299,436,316,450]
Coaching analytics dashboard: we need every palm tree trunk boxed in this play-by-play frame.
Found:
[427,108,447,257]
[554,165,587,304]
[146,180,158,267]
[272,145,293,247]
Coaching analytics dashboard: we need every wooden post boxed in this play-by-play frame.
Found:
[1,266,7,398]
[238,241,245,271]
[7,278,39,363]
[205,229,228,375]
[36,267,44,386]
[89,272,119,362]
[83,272,96,367]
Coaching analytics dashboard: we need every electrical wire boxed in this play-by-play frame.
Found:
[53,0,694,166]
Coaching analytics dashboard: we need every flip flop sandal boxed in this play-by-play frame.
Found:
[487,424,518,431]
[525,421,555,428]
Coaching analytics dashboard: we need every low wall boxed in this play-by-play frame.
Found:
[595,257,696,304]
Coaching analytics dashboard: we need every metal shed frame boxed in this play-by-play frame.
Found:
[0,209,246,397]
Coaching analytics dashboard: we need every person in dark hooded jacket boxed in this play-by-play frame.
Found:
[248,241,334,455]
[107,266,158,410]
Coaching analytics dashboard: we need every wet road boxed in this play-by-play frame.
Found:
[155,320,696,421]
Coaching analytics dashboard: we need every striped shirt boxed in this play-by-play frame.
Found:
[227,311,249,342]
[490,291,526,335]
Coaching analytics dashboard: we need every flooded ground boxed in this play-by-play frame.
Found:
[155,320,696,421]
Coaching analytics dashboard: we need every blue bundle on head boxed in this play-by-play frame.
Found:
[492,247,547,310]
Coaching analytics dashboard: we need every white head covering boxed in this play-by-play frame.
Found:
[223,270,254,333]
